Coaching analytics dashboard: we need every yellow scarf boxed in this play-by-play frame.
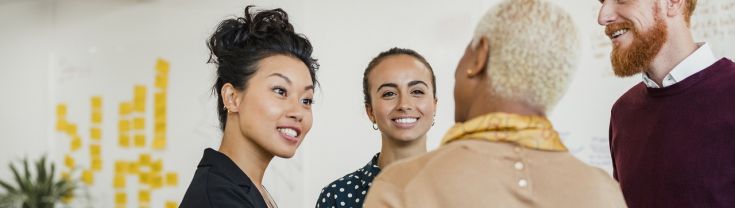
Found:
[441,112,567,151]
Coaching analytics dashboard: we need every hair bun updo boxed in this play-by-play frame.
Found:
[207,5,319,131]
[208,6,299,64]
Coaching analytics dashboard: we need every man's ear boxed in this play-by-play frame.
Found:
[469,36,490,77]
[221,83,240,113]
[665,0,686,18]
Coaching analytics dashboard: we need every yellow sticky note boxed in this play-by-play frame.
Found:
[139,172,150,185]
[70,136,82,151]
[165,172,178,186]
[56,119,68,132]
[139,153,151,165]
[138,190,151,203]
[90,144,101,156]
[152,138,166,150]
[154,119,166,133]
[134,85,147,99]
[134,85,147,113]
[118,120,130,132]
[154,131,165,139]
[155,75,168,89]
[115,192,126,205]
[91,111,102,124]
[165,201,177,208]
[128,163,139,174]
[115,161,128,174]
[91,96,102,110]
[113,174,126,189]
[119,102,132,116]
[151,174,163,189]
[134,100,146,113]
[156,58,170,75]
[90,127,102,140]
[82,170,94,185]
[56,104,67,118]
[119,134,130,147]
[64,155,75,169]
[155,92,166,106]
[134,134,146,147]
[152,160,162,172]
[155,111,166,120]
[152,133,166,150]
[67,124,77,136]
[155,107,167,119]
[133,117,145,130]
[91,158,102,171]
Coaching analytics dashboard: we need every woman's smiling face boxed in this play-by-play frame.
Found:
[365,55,437,142]
[230,54,315,158]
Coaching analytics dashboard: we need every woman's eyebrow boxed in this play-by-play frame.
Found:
[377,83,398,92]
[408,80,429,88]
[268,73,292,85]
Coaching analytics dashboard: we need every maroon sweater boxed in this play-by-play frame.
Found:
[610,58,735,208]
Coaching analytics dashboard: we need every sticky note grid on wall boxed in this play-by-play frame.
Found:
[55,58,178,208]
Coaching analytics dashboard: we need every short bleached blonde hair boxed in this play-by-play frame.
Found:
[473,0,579,113]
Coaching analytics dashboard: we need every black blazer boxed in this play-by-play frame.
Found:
[180,148,267,208]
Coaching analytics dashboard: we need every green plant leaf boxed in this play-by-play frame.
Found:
[44,162,56,201]
[9,163,26,193]
[36,156,47,187]
[3,156,79,208]
[47,163,55,185]
[22,158,37,207]
[0,179,17,193]
[22,158,30,185]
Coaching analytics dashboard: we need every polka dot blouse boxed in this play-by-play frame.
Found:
[316,153,381,208]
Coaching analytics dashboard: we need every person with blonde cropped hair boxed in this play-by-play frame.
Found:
[364,0,627,207]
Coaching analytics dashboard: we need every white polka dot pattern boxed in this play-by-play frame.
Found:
[315,153,381,208]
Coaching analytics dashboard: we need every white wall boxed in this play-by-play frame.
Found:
[0,0,54,182]
[1,0,734,207]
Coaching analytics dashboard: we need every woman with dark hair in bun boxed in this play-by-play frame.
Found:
[180,6,318,208]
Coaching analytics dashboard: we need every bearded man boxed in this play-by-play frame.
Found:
[598,0,735,207]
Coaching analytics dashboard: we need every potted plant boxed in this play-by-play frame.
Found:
[0,155,77,208]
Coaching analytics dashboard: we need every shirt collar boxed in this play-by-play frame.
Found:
[357,153,381,182]
[642,42,717,88]
[365,153,381,171]
[198,148,256,188]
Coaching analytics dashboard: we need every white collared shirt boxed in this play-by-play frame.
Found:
[642,42,718,88]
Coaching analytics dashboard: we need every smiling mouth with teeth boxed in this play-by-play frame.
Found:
[277,128,298,138]
[393,117,418,124]
[609,29,629,39]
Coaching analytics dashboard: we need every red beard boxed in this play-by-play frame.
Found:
[607,13,668,77]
